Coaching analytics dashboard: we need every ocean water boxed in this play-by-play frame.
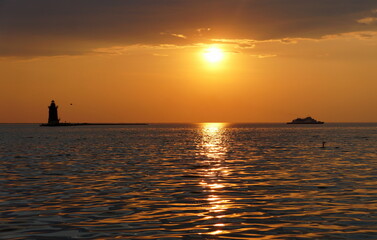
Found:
[0,123,376,240]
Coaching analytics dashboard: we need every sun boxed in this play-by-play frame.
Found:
[203,46,224,63]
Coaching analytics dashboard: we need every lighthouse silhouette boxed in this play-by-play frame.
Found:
[48,100,60,125]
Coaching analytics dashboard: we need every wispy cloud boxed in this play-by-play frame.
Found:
[93,46,130,55]
[171,33,187,39]
[160,32,188,39]
[153,53,169,57]
[251,54,277,59]
[357,17,377,24]
[324,31,377,40]
[211,39,256,49]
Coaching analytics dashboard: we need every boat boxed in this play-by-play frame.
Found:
[287,116,324,124]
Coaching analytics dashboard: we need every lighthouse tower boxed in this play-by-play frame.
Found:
[48,100,60,125]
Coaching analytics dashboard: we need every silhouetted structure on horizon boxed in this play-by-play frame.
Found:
[40,100,147,127]
[48,100,60,125]
[287,116,324,124]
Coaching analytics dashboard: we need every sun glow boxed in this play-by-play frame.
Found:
[203,47,224,63]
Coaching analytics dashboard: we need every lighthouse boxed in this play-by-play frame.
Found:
[48,100,60,125]
[41,100,147,127]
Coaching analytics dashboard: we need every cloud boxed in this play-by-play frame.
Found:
[153,53,169,57]
[211,39,256,49]
[170,34,187,39]
[92,46,130,55]
[0,0,376,57]
[160,32,188,39]
[324,31,377,40]
[357,17,377,24]
[251,54,277,59]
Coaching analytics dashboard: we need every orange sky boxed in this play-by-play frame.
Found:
[1,0,377,123]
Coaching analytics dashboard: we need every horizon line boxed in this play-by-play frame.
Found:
[1,122,377,124]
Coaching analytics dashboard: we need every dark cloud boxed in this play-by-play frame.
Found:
[0,0,376,56]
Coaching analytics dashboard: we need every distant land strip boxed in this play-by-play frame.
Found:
[40,123,148,127]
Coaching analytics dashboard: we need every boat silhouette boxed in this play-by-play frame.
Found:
[287,116,324,124]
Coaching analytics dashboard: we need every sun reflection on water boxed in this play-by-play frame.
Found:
[200,122,228,160]
[197,123,235,235]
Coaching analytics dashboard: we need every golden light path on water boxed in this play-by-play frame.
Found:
[198,123,233,236]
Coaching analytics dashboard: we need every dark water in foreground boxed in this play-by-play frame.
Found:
[1,123,376,239]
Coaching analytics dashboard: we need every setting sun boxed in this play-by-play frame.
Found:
[203,47,224,63]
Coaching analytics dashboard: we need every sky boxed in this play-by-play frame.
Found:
[1,0,377,123]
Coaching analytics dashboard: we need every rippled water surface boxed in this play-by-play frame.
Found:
[1,123,376,239]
